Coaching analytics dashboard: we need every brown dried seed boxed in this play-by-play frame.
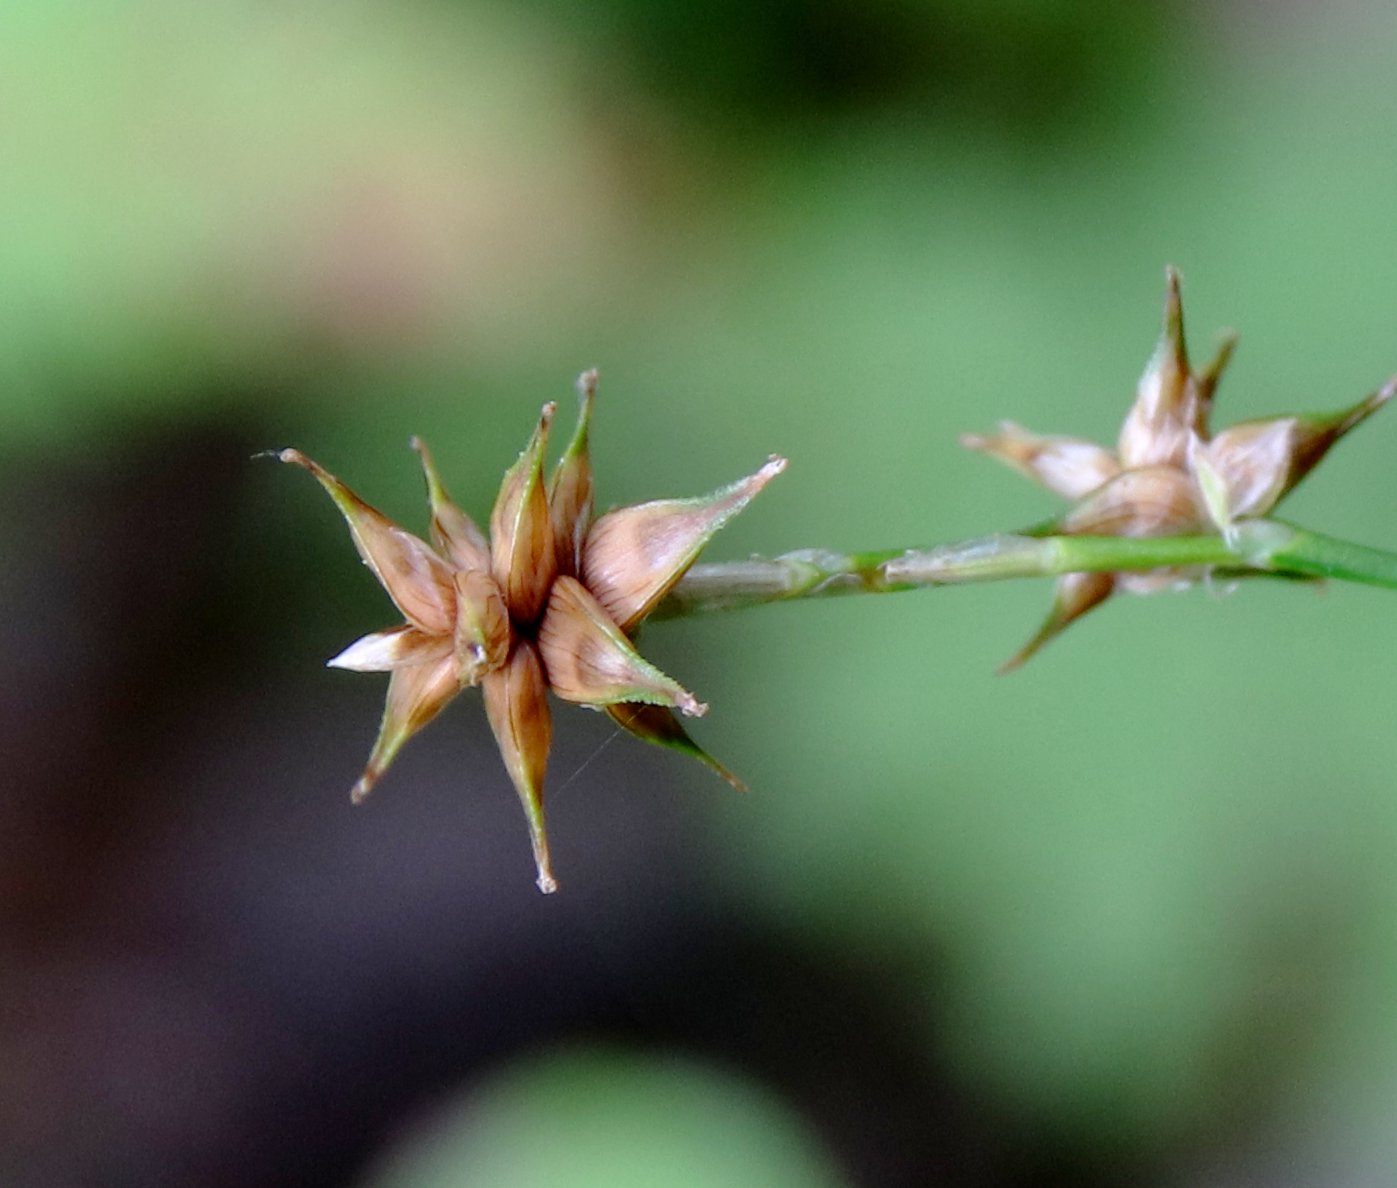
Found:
[352,654,461,804]
[606,702,746,791]
[1119,265,1198,470]
[538,576,706,716]
[549,370,597,578]
[491,404,559,625]
[999,570,1114,675]
[453,568,511,684]
[584,455,787,633]
[482,640,556,894]
[281,449,457,635]
[411,436,491,571]
[1060,466,1202,538]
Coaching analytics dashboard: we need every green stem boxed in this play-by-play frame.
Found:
[1263,523,1397,587]
[656,520,1397,619]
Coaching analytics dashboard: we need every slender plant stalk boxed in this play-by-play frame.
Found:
[1261,525,1397,587]
[655,520,1397,619]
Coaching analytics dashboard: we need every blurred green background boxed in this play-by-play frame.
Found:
[6,1,1397,1185]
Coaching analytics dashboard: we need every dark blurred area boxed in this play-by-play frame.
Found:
[7,1,1397,1185]
[0,425,1117,1187]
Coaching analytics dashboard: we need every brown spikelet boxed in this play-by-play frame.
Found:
[283,371,785,891]
[964,269,1393,669]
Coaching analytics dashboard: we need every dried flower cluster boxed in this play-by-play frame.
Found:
[964,268,1394,669]
[282,372,784,892]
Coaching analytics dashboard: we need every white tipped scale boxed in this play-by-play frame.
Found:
[675,692,708,718]
[326,626,452,672]
[348,654,461,804]
[961,422,1120,501]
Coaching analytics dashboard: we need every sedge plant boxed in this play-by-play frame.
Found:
[281,268,1397,892]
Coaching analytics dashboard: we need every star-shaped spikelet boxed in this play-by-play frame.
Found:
[963,268,1395,670]
[282,372,785,892]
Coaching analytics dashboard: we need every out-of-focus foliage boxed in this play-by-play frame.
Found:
[8,0,1397,1183]
[0,0,634,439]
[360,1047,849,1188]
